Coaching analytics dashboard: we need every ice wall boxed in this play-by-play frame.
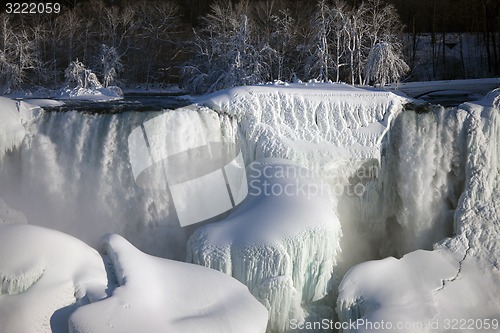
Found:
[187,84,410,332]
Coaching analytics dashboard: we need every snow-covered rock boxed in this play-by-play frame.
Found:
[0,224,107,333]
[187,159,341,332]
[69,234,268,333]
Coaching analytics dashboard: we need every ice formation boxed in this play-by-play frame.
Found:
[0,97,26,160]
[0,224,108,333]
[337,89,500,331]
[188,159,342,332]
[69,234,268,333]
[185,84,411,331]
[198,83,409,167]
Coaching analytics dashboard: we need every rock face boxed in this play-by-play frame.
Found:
[187,159,342,332]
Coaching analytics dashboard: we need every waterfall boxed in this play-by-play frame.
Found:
[0,107,238,259]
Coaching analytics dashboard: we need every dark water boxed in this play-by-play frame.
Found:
[419,91,483,107]
[41,94,193,113]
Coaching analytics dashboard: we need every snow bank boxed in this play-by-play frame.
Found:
[57,86,123,101]
[337,90,500,332]
[69,234,268,333]
[0,97,25,160]
[0,224,107,333]
[187,159,341,332]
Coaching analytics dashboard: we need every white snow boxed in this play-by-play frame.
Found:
[337,89,500,332]
[56,86,123,101]
[69,234,268,333]
[187,159,342,332]
[197,83,409,165]
[0,224,108,333]
[338,249,500,333]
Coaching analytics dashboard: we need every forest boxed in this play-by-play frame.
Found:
[0,0,499,94]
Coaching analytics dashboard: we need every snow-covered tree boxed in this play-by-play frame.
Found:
[182,0,268,93]
[0,50,19,94]
[330,0,350,83]
[364,41,409,86]
[306,0,335,81]
[268,8,296,81]
[0,14,40,92]
[64,60,102,89]
[98,44,122,87]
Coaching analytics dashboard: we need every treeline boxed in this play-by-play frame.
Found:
[0,0,498,94]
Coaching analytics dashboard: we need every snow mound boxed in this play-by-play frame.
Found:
[197,83,410,166]
[0,224,107,333]
[187,159,341,332]
[0,97,25,160]
[69,234,268,333]
[337,249,500,333]
[337,90,500,332]
[478,87,500,109]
